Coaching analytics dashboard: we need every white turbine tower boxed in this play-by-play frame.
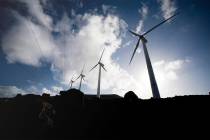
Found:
[76,65,86,91]
[90,49,107,98]
[129,13,179,99]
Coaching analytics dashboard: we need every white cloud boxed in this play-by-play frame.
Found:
[154,60,165,66]
[135,58,191,98]
[1,1,144,98]
[158,0,177,19]
[42,87,51,94]
[1,10,57,67]
[136,48,142,54]
[122,41,132,48]
[19,0,53,30]
[154,58,190,81]
[136,3,148,34]
[42,86,63,96]
[52,86,63,92]
[0,86,27,98]
[165,59,184,71]
[102,5,116,14]
[27,85,40,94]
[166,70,178,80]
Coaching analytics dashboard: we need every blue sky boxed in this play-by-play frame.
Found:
[0,0,209,98]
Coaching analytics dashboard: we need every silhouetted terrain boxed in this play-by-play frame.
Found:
[0,89,209,140]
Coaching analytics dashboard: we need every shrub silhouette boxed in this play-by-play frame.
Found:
[124,91,139,103]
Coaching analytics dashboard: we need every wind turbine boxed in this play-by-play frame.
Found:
[90,48,107,98]
[76,65,86,91]
[69,74,76,89]
[129,13,179,99]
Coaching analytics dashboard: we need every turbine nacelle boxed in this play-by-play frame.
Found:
[128,31,148,44]
[99,62,104,67]
[140,36,148,43]
[90,48,107,72]
[81,74,85,78]
[76,65,86,81]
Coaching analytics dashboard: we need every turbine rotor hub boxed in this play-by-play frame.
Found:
[99,62,104,67]
[140,36,148,43]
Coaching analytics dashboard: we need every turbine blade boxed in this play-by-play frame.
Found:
[71,74,75,81]
[90,63,98,72]
[102,65,107,72]
[129,38,141,64]
[128,29,140,36]
[99,48,105,62]
[142,12,179,36]
[75,75,81,81]
[81,64,85,74]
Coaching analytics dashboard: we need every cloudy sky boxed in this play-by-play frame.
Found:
[0,0,209,98]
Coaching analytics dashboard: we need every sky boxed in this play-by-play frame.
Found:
[0,0,209,98]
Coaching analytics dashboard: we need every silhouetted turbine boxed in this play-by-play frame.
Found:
[69,74,76,89]
[76,65,86,91]
[90,48,107,98]
[129,13,179,99]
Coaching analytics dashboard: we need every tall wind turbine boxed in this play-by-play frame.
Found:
[129,13,179,99]
[76,65,86,91]
[90,49,107,98]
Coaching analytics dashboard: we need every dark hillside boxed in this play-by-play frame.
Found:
[0,89,209,139]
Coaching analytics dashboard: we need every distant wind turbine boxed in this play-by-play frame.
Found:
[76,65,86,91]
[69,74,76,89]
[129,13,179,99]
[90,48,107,98]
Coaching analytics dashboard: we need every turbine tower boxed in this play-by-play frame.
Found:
[90,49,107,98]
[129,13,179,99]
[76,65,86,91]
